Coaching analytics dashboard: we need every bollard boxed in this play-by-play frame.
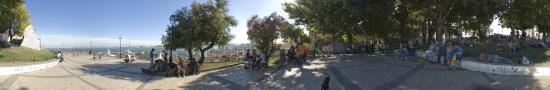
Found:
[34,56,36,62]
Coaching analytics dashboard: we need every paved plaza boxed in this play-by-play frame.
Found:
[1,55,550,90]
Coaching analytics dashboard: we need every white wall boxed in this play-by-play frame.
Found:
[0,59,58,75]
[21,25,41,50]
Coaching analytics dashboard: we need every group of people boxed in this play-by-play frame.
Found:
[426,41,463,70]
[243,49,268,70]
[141,49,200,77]
[286,42,308,68]
[398,42,418,60]
[243,42,309,70]
[124,51,136,64]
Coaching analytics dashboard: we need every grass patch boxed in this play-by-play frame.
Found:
[463,40,550,64]
[0,47,54,62]
[200,61,243,71]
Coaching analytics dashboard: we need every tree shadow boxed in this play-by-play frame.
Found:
[323,54,549,90]
[179,64,282,89]
[78,62,165,82]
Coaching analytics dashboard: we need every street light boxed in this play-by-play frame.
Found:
[90,41,93,52]
[119,37,122,59]
[38,37,42,49]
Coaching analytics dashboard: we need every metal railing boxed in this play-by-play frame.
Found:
[1,55,55,64]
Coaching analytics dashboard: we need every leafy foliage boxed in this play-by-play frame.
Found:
[247,13,285,60]
[284,0,509,44]
[162,0,236,62]
[0,0,30,47]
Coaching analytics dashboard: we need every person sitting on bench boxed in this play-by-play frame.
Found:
[166,57,186,77]
[141,59,163,74]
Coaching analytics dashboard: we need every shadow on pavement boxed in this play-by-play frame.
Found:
[78,62,163,82]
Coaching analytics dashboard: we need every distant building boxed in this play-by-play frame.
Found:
[20,25,41,50]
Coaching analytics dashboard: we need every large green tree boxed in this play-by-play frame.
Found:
[280,23,310,44]
[500,0,538,39]
[0,0,30,47]
[162,0,236,65]
[534,0,550,41]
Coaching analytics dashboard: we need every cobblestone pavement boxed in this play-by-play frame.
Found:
[1,54,550,90]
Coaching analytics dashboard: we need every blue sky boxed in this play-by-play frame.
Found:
[26,0,294,48]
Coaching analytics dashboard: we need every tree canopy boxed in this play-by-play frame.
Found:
[247,13,285,60]
[162,0,236,63]
[284,0,513,45]
[0,0,30,47]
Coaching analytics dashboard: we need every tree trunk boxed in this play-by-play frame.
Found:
[435,22,444,44]
[511,28,516,39]
[332,33,337,54]
[187,48,194,60]
[544,32,548,43]
[199,50,206,65]
[346,29,353,48]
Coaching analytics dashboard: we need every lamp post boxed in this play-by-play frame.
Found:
[119,37,122,59]
[38,37,42,49]
[90,41,93,52]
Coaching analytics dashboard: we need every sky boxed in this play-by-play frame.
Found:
[25,0,294,48]
[26,0,509,48]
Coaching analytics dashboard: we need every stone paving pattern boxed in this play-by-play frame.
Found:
[0,54,549,90]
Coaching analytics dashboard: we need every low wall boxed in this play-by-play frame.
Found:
[417,50,550,76]
[0,59,58,75]
[462,60,550,76]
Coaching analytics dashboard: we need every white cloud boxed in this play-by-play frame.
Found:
[41,35,160,48]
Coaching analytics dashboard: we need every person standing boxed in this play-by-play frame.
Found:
[244,49,252,69]
[162,50,168,71]
[400,43,408,60]
[260,51,267,69]
[446,43,454,66]
[150,49,155,64]
[288,45,295,62]
[455,45,463,69]
[297,42,307,68]
[251,49,258,69]
[437,42,447,64]
[428,42,436,62]
[279,49,287,66]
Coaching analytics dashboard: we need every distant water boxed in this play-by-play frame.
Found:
[47,47,187,54]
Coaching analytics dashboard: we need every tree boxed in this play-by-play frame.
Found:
[283,0,348,49]
[280,23,310,44]
[162,0,237,66]
[500,0,538,39]
[0,0,29,47]
[535,0,550,41]
[247,13,285,63]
